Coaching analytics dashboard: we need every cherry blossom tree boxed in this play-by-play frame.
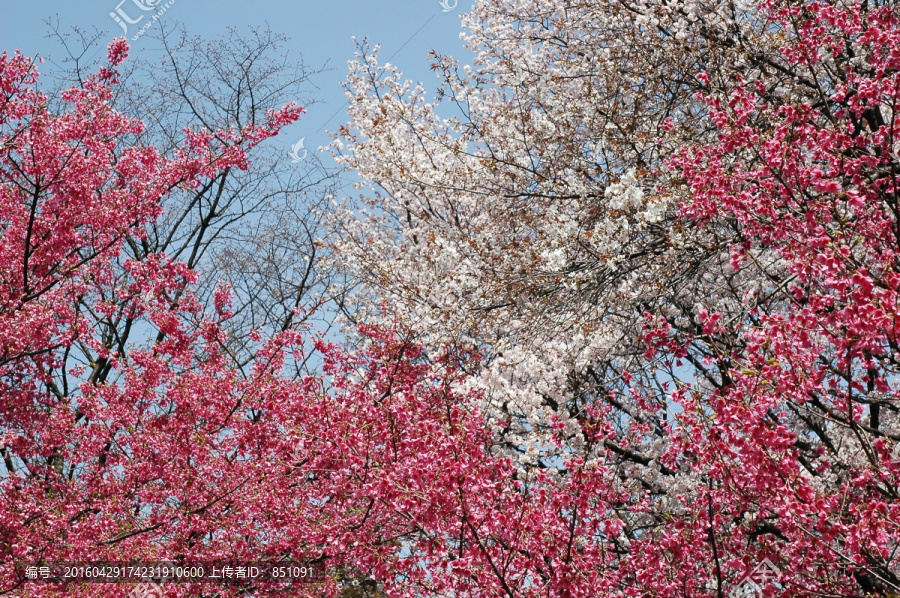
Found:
[663,0,900,592]
[328,0,760,473]
[330,0,900,594]
[0,39,316,596]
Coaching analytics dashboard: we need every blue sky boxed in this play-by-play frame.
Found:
[0,0,474,158]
